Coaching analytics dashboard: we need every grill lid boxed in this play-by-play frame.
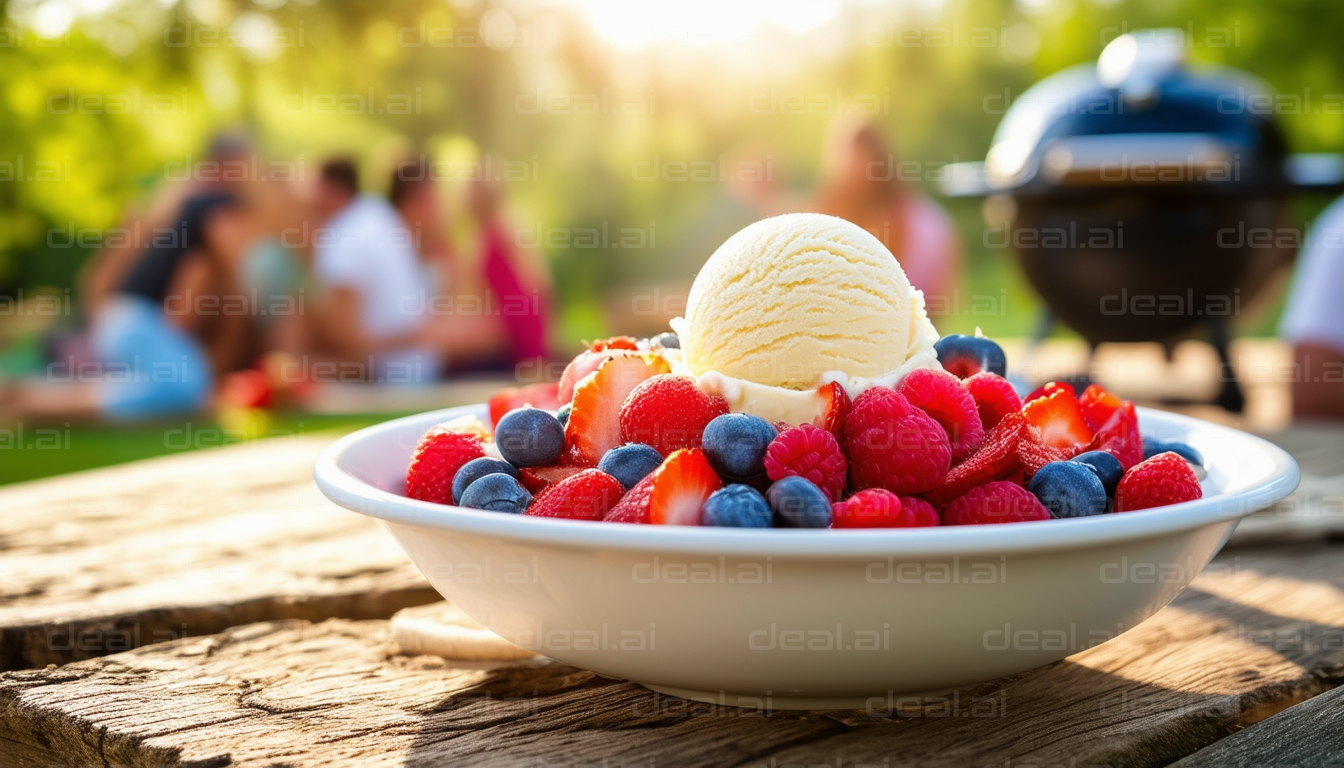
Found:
[941,29,1344,197]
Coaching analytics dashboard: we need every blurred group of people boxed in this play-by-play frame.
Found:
[5,136,552,421]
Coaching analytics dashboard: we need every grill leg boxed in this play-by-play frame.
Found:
[1207,317,1246,414]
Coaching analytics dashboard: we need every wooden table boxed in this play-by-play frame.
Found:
[3,342,1344,766]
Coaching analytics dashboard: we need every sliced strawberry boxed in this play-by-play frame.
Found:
[488,382,561,427]
[924,411,1028,508]
[1079,384,1123,433]
[1022,389,1094,452]
[648,449,722,526]
[518,464,587,495]
[1016,422,1072,479]
[565,355,666,464]
[813,381,851,439]
[603,449,721,525]
[1023,381,1076,405]
[588,336,640,352]
[1087,400,1144,470]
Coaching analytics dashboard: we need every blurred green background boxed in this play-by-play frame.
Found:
[2,0,1342,482]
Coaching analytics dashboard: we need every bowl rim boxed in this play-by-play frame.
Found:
[313,404,1300,558]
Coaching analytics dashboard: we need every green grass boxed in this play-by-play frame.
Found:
[0,413,406,486]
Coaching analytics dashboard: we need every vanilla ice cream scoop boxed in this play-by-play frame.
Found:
[675,213,940,393]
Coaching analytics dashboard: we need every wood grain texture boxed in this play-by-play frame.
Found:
[4,545,1343,768]
[1168,683,1344,768]
[0,435,438,672]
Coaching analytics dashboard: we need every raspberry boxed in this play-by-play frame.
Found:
[831,488,941,528]
[925,411,1028,507]
[764,423,847,503]
[619,375,729,457]
[844,386,951,496]
[405,426,486,505]
[898,368,984,462]
[1114,452,1203,512]
[943,481,1051,525]
[963,372,1022,431]
[527,469,625,521]
[899,496,942,527]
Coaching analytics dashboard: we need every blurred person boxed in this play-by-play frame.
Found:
[465,175,553,367]
[80,133,257,320]
[728,118,961,302]
[389,161,552,371]
[3,192,252,421]
[1280,196,1344,419]
[308,157,503,382]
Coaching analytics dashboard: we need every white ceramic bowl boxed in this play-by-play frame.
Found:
[315,405,1299,709]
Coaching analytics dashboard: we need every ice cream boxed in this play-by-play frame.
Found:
[668,213,940,423]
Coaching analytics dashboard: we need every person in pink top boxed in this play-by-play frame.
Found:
[389,161,552,373]
[730,118,961,305]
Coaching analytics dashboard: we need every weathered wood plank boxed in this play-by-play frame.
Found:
[0,620,844,768]
[1167,683,1344,768]
[0,435,438,671]
[3,545,1344,768]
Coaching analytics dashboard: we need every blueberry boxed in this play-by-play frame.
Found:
[1028,461,1108,519]
[494,407,565,467]
[934,334,1008,378]
[556,402,572,429]
[598,443,665,490]
[452,457,521,504]
[702,413,777,480]
[1143,438,1204,467]
[651,332,680,349]
[1072,450,1124,496]
[459,473,532,513]
[702,484,773,528]
[766,476,832,529]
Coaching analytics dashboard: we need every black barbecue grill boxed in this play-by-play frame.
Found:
[942,30,1344,412]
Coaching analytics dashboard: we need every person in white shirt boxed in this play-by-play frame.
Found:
[1279,195,1344,419]
[309,158,502,382]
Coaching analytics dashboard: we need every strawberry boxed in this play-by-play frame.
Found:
[1022,388,1094,452]
[565,355,666,464]
[603,448,722,525]
[1079,384,1123,433]
[1114,452,1203,512]
[1087,400,1144,470]
[405,426,486,505]
[619,375,729,457]
[488,382,561,427]
[964,372,1022,431]
[1016,422,1072,479]
[925,411,1028,507]
[1024,381,1076,405]
[527,469,625,521]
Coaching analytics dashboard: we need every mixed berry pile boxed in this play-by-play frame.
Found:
[405,333,1204,527]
